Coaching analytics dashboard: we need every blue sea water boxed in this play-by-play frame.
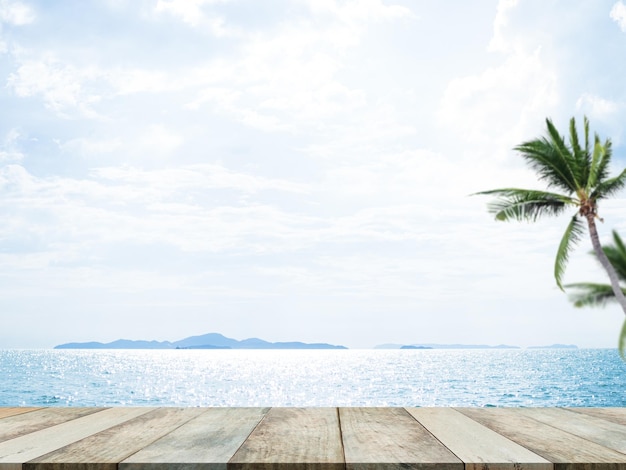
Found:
[1,349,624,407]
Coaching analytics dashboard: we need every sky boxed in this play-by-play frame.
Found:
[2,0,626,349]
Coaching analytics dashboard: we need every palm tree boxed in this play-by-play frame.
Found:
[566,230,626,357]
[475,116,626,349]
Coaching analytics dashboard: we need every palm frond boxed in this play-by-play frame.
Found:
[515,139,579,194]
[569,117,591,184]
[473,188,574,222]
[586,138,606,193]
[591,168,626,200]
[569,117,582,159]
[599,231,626,281]
[565,282,624,307]
[546,118,581,188]
[587,137,612,192]
[555,215,585,290]
[583,116,590,156]
[612,230,626,258]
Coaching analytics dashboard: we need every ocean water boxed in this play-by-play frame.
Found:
[1,349,625,407]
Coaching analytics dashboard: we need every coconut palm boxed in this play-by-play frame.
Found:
[475,116,626,351]
[566,230,626,357]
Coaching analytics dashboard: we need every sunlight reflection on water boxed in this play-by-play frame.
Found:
[1,349,624,407]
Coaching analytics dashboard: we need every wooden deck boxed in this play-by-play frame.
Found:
[1,407,625,470]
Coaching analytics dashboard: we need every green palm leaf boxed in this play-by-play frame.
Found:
[586,137,611,193]
[565,282,624,307]
[555,216,585,291]
[568,117,590,186]
[473,189,574,222]
[515,139,579,194]
[611,230,626,260]
[603,232,626,281]
[591,168,626,200]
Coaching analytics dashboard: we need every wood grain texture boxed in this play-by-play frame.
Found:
[408,407,551,470]
[458,408,626,470]
[515,408,626,454]
[229,407,344,470]
[121,407,268,470]
[24,407,204,470]
[0,407,625,470]
[0,408,41,420]
[567,407,626,426]
[0,408,102,443]
[340,407,462,470]
[0,407,154,469]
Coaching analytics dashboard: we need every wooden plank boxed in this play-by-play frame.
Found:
[515,408,626,455]
[229,407,344,470]
[407,408,551,470]
[24,407,205,470]
[121,407,268,470]
[340,407,462,470]
[0,407,154,470]
[0,409,41,420]
[567,408,626,426]
[458,408,626,469]
[0,408,102,443]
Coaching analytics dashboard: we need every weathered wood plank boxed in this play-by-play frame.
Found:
[458,408,626,470]
[567,408,626,426]
[24,407,204,470]
[0,407,624,470]
[229,407,343,470]
[515,408,626,455]
[0,407,155,470]
[121,407,268,470]
[0,408,41,420]
[0,408,102,443]
[340,407,462,470]
[408,407,551,470]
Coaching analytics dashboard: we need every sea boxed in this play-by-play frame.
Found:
[1,348,625,407]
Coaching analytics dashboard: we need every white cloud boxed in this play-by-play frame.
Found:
[59,137,123,157]
[489,0,519,52]
[0,0,35,25]
[305,0,413,25]
[155,0,209,26]
[91,164,310,195]
[137,124,183,157]
[576,93,620,119]
[2,1,625,349]
[7,57,102,117]
[154,0,236,36]
[0,128,24,162]
[0,1,35,56]
[610,1,626,31]
[438,48,558,152]
[106,67,174,95]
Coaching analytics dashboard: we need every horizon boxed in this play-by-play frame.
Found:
[2,0,626,350]
[43,330,590,350]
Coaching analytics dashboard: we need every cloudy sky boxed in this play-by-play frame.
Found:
[2,0,626,349]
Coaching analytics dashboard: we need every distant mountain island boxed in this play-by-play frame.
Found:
[376,343,578,350]
[54,334,578,350]
[375,343,520,349]
[54,332,347,350]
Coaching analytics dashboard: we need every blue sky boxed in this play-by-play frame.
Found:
[2,0,626,349]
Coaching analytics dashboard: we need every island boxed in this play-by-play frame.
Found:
[54,332,347,350]
[375,343,520,349]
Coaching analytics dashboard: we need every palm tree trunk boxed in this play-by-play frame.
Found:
[586,215,626,316]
